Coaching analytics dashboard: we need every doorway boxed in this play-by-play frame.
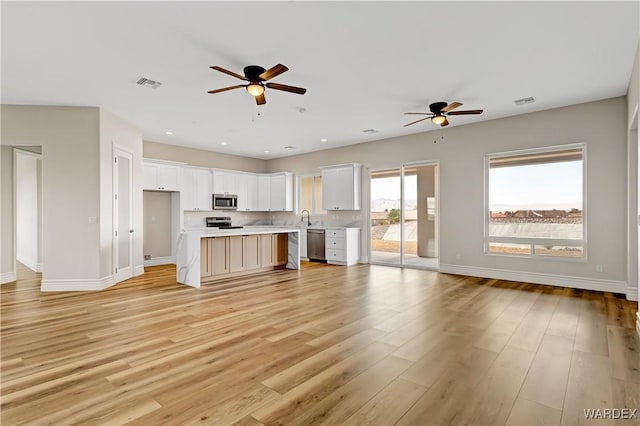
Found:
[114,147,134,283]
[14,148,42,273]
[370,162,439,269]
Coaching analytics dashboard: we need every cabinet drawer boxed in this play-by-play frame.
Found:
[325,237,346,250]
[326,248,346,261]
[326,229,346,238]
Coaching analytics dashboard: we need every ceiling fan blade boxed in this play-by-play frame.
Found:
[440,117,450,127]
[255,92,266,105]
[442,102,462,112]
[207,84,245,94]
[404,112,430,115]
[210,66,247,81]
[259,64,289,81]
[403,117,431,127]
[447,109,484,115]
[266,82,307,95]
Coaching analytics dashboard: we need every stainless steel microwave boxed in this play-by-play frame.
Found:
[213,194,238,210]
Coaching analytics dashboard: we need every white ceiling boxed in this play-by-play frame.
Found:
[2,1,638,160]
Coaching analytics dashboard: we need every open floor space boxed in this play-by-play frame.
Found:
[1,262,638,425]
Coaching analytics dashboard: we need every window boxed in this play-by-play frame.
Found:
[486,144,585,259]
[297,174,325,214]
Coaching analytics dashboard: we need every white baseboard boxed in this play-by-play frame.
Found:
[41,275,115,292]
[440,263,629,297]
[627,286,639,301]
[1,272,16,284]
[636,313,640,339]
[143,256,175,267]
[134,265,145,276]
[360,255,369,263]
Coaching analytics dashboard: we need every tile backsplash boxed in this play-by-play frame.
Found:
[183,210,363,229]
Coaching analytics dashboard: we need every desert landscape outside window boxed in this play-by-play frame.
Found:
[486,144,585,259]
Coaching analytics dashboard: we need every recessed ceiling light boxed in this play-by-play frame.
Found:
[220,141,227,145]
[264,150,270,153]
[320,138,328,142]
[165,131,173,135]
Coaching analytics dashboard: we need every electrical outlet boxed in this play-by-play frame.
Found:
[596,264,603,273]
[144,254,151,260]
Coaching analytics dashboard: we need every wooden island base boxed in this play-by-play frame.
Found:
[200,233,288,283]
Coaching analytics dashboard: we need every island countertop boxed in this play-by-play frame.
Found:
[176,227,300,287]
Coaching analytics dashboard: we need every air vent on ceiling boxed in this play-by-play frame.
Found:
[284,146,296,150]
[136,77,162,89]
[514,96,535,106]
[362,129,379,134]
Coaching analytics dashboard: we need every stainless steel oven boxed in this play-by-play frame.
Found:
[212,194,238,210]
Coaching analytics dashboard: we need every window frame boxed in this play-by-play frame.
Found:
[296,173,326,215]
[483,143,587,261]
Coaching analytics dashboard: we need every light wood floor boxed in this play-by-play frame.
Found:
[1,261,638,426]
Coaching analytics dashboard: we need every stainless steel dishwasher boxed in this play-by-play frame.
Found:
[307,228,326,262]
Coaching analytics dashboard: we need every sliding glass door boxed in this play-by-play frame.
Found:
[370,163,439,269]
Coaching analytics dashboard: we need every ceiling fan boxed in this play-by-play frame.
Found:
[404,101,484,127]
[208,64,307,105]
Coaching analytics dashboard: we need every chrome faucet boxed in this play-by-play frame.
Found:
[301,209,311,227]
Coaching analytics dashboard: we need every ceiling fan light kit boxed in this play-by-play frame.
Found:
[404,101,484,128]
[208,63,307,106]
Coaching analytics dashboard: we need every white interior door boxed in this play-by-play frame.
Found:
[114,148,134,283]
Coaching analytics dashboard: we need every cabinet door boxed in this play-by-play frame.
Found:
[143,163,159,190]
[321,168,341,210]
[335,167,354,209]
[274,233,288,266]
[257,175,271,211]
[158,165,181,191]
[229,236,245,273]
[260,234,274,266]
[200,238,212,277]
[181,168,196,210]
[211,237,230,276]
[245,235,261,270]
[245,174,259,211]
[236,174,248,211]
[270,174,286,211]
[194,169,212,211]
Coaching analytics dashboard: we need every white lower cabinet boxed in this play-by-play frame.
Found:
[325,227,360,265]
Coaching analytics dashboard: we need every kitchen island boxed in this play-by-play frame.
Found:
[176,227,300,287]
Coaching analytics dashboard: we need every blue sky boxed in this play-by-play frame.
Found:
[489,161,582,211]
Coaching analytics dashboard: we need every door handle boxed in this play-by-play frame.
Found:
[129,229,134,233]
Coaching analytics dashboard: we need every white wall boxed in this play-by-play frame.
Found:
[1,146,15,283]
[1,105,102,288]
[268,97,630,295]
[144,140,267,173]
[1,105,144,290]
[15,150,41,272]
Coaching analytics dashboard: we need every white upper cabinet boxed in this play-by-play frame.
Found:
[143,160,182,191]
[212,170,237,195]
[270,173,293,211]
[182,167,212,211]
[321,163,361,210]
[238,173,259,212]
[257,175,271,211]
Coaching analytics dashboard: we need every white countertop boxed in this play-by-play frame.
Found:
[183,226,301,238]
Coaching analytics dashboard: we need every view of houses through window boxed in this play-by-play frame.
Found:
[487,145,585,258]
